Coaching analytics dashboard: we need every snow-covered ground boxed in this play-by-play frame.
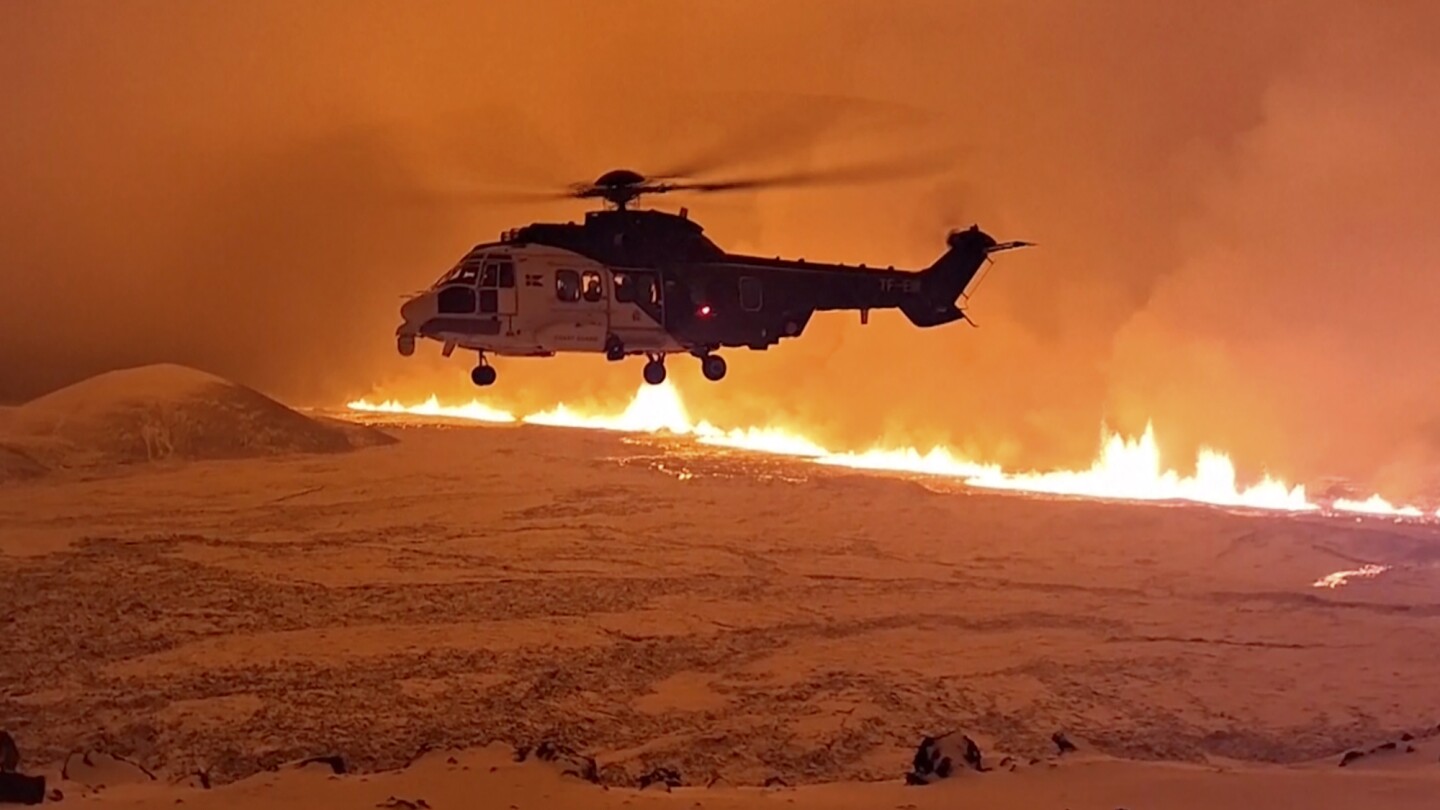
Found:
[3,367,1440,808]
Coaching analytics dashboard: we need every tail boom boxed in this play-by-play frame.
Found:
[900,226,1029,327]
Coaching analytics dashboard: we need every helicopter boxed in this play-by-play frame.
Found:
[394,164,1032,387]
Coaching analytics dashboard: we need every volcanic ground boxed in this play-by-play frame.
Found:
[5,388,1440,797]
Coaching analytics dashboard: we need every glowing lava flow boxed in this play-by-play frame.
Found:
[346,382,1432,518]
[1332,494,1425,518]
[523,381,830,457]
[1312,564,1390,589]
[346,395,516,423]
[819,426,1314,511]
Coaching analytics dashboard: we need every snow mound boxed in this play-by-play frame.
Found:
[6,363,393,470]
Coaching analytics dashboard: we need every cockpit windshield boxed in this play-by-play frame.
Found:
[433,251,492,288]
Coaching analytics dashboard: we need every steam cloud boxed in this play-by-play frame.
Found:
[3,0,1438,494]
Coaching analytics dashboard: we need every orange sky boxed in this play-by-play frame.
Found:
[4,0,1439,495]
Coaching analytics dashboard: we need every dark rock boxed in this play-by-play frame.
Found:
[512,745,531,763]
[1375,742,1397,752]
[531,742,596,783]
[906,732,983,785]
[1052,731,1078,754]
[0,732,17,773]
[376,798,430,810]
[195,770,211,790]
[47,788,62,803]
[1401,733,1414,741]
[638,767,681,791]
[763,776,788,788]
[296,755,346,775]
[0,773,45,805]
[1339,750,1365,767]
[1406,745,1416,753]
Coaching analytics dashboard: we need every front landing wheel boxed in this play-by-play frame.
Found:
[643,359,667,385]
[471,365,497,387]
[700,354,727,382]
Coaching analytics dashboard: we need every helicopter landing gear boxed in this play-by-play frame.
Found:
[604,333,625,362]
[470,354,497,387]
[700,353,727,382]
[397,334,416,357]
[642,353,667,385]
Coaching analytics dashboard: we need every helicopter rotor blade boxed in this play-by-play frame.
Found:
[650,150,954,196]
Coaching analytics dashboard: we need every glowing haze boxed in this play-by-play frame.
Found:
[348,383,1436,520]
[6,1,1440,502]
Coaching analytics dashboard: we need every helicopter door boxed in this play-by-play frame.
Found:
[547,267,608,350]
[478,258,517,318]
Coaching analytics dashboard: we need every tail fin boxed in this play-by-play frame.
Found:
[900,225,1030,327]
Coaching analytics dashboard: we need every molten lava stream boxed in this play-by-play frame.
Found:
[347,382,1433,520]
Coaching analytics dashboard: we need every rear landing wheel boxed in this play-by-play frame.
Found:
[700,354,727,382]
[471,364,497,387]
[643,358,667,385]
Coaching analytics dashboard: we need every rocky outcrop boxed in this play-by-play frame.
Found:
[526,741,597,783]
[0,773,46,805]
[906,732,984,785]
[638,766,682,791]
[1052,731,1079,754]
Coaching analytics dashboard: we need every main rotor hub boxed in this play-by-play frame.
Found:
[585,168,651,210]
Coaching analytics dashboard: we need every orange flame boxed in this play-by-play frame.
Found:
[346,382,1433,520]
[346,395,516,423]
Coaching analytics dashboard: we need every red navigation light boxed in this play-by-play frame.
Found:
[697,304,712,317]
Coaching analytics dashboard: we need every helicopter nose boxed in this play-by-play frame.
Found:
[399,292,435,328]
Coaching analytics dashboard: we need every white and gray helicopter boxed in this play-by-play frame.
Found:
[395,167,1029,387]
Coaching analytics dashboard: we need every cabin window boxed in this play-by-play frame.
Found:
[614,270,662,322]
[498,262,515,288]
[615,271,659,305]
[581,270,603,302]
[437,285,476,314]
[456,263,480,285]
[480,264,497,287]
[739,277,763,311]
[556,269,581,302]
